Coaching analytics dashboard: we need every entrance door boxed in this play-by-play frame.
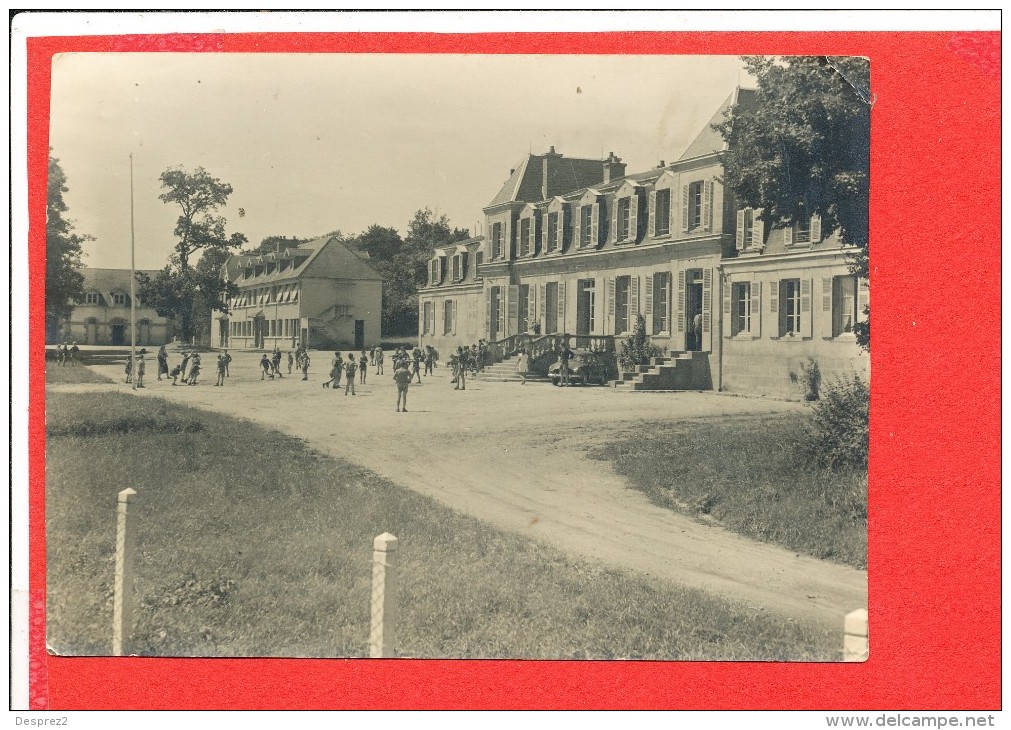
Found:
[354,320,365,350]
[111,323,126,346]
[85,319,98,345]
[219,319,229,348]
[489,287,501,341]
[686,269,704,351]
[254,317,265,349]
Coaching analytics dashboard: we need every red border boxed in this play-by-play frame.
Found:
[27,31,1001,710]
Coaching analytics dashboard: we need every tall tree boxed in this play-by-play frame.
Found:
[714,56,870,348]
[137,166,246,341]
[349,213,468,336]
[46,153,89,340]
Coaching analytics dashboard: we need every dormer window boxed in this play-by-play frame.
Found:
[519,218,531,257]
[491,223,504,260]
[682,179,713,233]
[112,291,127,306]
[785,209,822,246]
[84,290,100,305]
[546,212,559,253]
[617,197,632,242]
[579,205,593,248]
[654,188,672,236]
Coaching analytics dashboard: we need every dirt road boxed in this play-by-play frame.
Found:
[63,354,867,631]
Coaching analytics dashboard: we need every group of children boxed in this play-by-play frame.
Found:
[53,341,81,365]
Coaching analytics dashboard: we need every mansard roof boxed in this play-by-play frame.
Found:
[486,151,605,208]
[228,235,380,286]
[679,87,757,162]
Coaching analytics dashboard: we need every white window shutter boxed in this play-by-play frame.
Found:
[702,268,713,351]
[702,180,713,232]
[811,214,822,243]
[736,209,746,250]
[750,280,761,338]
[644,274,654,319]
[537,282,546,324]
[681,184,690,233]
[485,289,492,338]
[676,269,686,337]
[752,209,765,249]
[858,277,869,319]
[557,280,566,332]
[630,275,640,319]
[527,285,536,330]
[800,278,813,338]
[648,191,657,237]
[769,279,779,314]
[591,202,599,246]
[722,280,733,338]
[541,213,549,253]
[783,224,794,247]
[629,193,639,242]
[822,277,833,313]
[507,284,519,336]
[452,300,457,335]
[529,215,536,256]
[558,207,567,252]
[606,277,616,332]
[610,199,619,243]
[573,208,582,249]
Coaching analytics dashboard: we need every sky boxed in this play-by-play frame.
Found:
[49,53,753,270]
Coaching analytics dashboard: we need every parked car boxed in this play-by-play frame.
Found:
[548,349,611,386]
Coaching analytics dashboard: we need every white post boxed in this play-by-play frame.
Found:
[369,532,399,658]
[112,488,138,656]
[843,608,868,662]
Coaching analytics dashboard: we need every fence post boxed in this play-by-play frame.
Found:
[369,532,399,658]
[843,608,868,662]
[112,488,138,656]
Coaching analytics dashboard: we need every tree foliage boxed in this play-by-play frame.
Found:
[348,211,469,336]
[46,154,89,338]
[714,56,870,348]
[138,166,246,341]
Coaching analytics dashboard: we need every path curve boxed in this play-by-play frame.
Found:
[54,358,866,631]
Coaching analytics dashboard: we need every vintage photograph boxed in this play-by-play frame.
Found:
[44,51,869,661]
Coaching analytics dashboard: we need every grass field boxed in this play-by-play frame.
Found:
[45,381,841,660]
[44,360,115,385]
[590,415,867,569]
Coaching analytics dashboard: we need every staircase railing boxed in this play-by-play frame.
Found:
[487,332,616,364]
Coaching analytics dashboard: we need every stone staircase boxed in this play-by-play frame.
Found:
[611,352,712,391]
[478,355,551,383]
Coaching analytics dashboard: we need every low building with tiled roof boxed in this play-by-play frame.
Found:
[56,268,175,346]
[417,87,868,397]
[212,234,383,351]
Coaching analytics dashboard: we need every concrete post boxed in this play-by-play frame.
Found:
[843,608,868,662]
[112,488,138,656]
[369,532,399,658]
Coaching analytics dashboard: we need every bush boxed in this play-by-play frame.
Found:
[808,375,869,469]
[618,314,662,372]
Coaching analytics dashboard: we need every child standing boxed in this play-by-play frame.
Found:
[301,352,311,381]
[344,353,357,395]
[359,352,368,384]
[516,347,530,385]
[260,353,273,380]
[393,361,411,412]
[215,354,227,386]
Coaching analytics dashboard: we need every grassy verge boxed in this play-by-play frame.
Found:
[589,414,867,569]
[46,391,840,660]
[45,361,114,385]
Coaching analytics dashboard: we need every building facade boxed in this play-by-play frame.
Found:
[55,268,175,346]
[418,88,868,397]
[213,234,383,352]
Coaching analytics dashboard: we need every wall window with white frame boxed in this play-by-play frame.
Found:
[84,291,100,305]
[580,205,593,248]
[492,223,503,259]
[617,197,631,242]
[833,275,858,336]
[686,180,704,230]
[546,212,559,252]
[112,292,127,306]
[652,272,670,335]
[655,189,671,236]
[519,218,531,257]
[780,279,801,336]
[732,282,752,336]
[444,300,454,335]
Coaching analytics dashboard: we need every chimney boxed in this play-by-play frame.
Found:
[542,145,562,199]
[657,160,666,169]
[602,151,626,184]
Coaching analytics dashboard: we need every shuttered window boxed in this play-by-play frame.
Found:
[732,282,751,335]
[580,205,593,248]
[492,223,503,260]
[614,276,630,334]
[781,279,801,336]
[617,197,632,242]
[651,272,670,334]
[546,212,559,252]
[444,300,454,335]
[833,275,859,337]
[518,284,531,333]
[545,282,559,334]
[655,189,671,236]
[519,218,531,257]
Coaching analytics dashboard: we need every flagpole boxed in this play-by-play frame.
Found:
[130,153,137,391]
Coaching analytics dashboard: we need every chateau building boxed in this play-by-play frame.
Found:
[55,267,174,346]
[213,234,383,352]
[418,88,868,397]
